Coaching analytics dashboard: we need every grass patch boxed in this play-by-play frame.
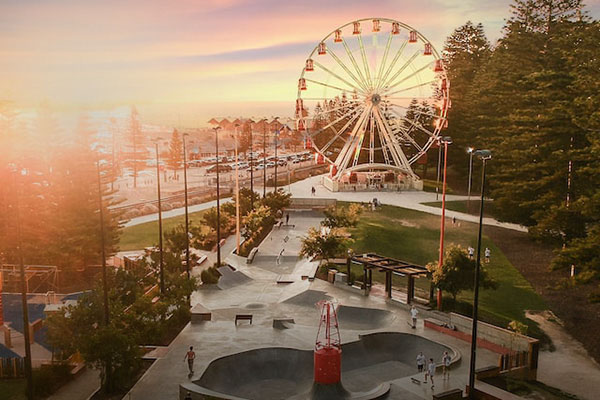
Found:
[119,209,211,251]
[342,202,548,336]
[423,199,496,218]
[0,379,26,400]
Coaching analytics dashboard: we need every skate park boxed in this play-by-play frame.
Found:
[121,206,534,400]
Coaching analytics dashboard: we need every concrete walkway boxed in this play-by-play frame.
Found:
[47,368,100,400]
[287,175,527,232]
[123,197,232,227]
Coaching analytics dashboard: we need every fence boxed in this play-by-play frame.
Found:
[0,357,24,378]
[499,350,529,372]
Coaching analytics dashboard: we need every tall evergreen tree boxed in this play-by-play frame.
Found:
[167,128,183,178]
[123,106,148,188]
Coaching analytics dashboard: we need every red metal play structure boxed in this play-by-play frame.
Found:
[314,300,342,385]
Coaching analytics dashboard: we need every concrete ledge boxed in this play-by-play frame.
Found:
[433,388,463,399]
[424,319,511,355]
[246,247,259,264]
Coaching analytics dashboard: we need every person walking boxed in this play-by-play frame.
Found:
[425,358,436,388]
[485,247,491,263]
[416,352,426,373]
[184,346,196,374]
[442,351,451,379]
[468,246,474,260]
[285,213,290,225]
[410,305,418,329]
[311,186,316,196]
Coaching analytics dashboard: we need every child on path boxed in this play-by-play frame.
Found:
[485,247,491,263]
[468,246,474,260]
[442,351,451,379]
[410,305,418,329]
[424,358,436,388]
[184,346,196,374]
[416,352,426,373]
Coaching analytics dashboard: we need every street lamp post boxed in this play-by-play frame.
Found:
[467,147,474,213]
[213,126,222,267]
[468,149,492,399]
[96,160,110,325]
[262,120,267,198]
[12,168,33,400]
[437,136,452,310]
[435,140,442,201]
[155,141,165,294]
[274,127,279,193]
[182,133,191,281]
[249,120,254,207]
[234,124,241,254]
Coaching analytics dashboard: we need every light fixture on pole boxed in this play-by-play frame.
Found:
[467,147,474,213]
[182,133,191,281]
[11,166,34,400]
[213,125,223,267]
[155,139,165,294]
[248,119,255,208]
[437,136,452,311]
[262,119,267,198]
[467,149,491,399]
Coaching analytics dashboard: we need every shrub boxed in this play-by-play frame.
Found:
[201,267,221,284]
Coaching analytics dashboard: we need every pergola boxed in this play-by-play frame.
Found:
[351,253,431,304]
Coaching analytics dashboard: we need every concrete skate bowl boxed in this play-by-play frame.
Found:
[182,332,456,400]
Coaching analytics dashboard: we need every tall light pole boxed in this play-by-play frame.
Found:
[274,127,279,193]
[249,119,255,207]
[467,147,474,213]
[468,149,492,399]
[182,133,191,281]
[12,167,33,400]
[233,124,241,254]
[96,160,110,325]
[435,141,442,201]
[213,126,222,267]
[155,140,165,294]
[262,119,267,198]
[437,136,452,310]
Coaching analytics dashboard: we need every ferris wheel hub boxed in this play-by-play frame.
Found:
[370,94,381,106]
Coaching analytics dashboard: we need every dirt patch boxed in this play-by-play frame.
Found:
[486,226,600,364]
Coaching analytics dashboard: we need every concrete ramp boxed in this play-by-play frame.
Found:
[273,318,295,330]
[336,306,395,330]
[189,332,454,400]
[282,290,333,307]
[217,266,252,290]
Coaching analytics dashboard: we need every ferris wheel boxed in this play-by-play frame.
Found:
[295,18,449,182]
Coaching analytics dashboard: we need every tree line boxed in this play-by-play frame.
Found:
[442,0,600,290]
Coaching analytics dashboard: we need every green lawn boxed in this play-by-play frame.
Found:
[423,199,496,218]
[119,209,211,251]
[0,379,25,400]
[342,202,547,332]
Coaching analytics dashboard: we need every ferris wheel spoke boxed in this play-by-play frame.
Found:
[320,108,364,155]
[380,50,420,91]
[336,105,372,172]
[373,106,413,172]
[314,102,360,117]
[385,61,434,92]
[313,61,365,94]
[369,112,375,164]
[390,120,423,151]
[302,97,361,101]
[340,40,371,90]
[305,78,352,93]
[386,79,438,97]
[310,105,364,140]
[377,40,408,91]
[390,108,437,138]
[374,34,393,92]
[357,34,373,89]
[327,48,369,92]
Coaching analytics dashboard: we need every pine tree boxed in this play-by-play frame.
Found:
[167,129,183,179]
[123,106,148,188]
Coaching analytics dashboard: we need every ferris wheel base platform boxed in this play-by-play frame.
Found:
[322,175,423,192]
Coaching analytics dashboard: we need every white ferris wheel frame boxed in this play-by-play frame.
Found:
[296,17,450,180]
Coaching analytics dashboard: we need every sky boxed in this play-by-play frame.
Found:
[1,0,599,128]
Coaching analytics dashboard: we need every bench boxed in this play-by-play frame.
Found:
[432,388,463,400]
[235,314,253,325]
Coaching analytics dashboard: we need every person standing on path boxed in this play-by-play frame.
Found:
[286,213,290,225]
[468,246,474,260]
[425,358,435,388]
[442,351,451,379]
[311,186,316,196]
[184,346,196,374]
[485,247,491,263]
[416,352,426,373]
[410,305,418,329]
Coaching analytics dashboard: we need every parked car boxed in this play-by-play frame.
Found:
[207,164,232,173]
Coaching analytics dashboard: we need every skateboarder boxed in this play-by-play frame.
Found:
[416,352,426,373]
[442,351,451,379]
[184,346,196,374]
[277,248,284,265]
[410,305,418,329]
[425,358,435,388]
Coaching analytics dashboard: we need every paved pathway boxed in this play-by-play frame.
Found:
[122,174,527,232]
[47,368,100,400]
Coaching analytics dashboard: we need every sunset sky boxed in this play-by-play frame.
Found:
[2,0,599,127]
